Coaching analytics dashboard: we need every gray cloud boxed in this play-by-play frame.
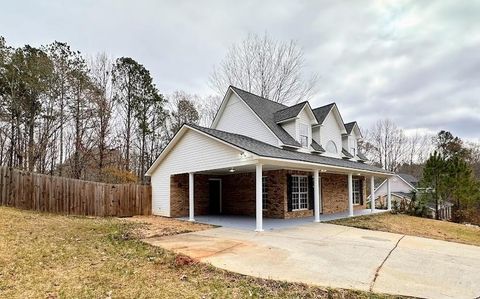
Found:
[1,0,479,139]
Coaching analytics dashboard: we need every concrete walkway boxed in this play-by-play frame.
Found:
[179,209,388,230]
[145,222,480,299]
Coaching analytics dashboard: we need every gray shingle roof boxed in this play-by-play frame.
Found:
[344,122,357,134]
[311,140,325,152]
[189,124,391,174]
[312,103,335,124]
[398,173,419,187]
[230,86,301,147]
[342,148,354,159]
[357,151,368,162]
[273,101,308,123]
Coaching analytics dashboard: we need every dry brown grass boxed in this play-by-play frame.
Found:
[0,207,404,298]
[330,212,480,247]
[124,215,213,238]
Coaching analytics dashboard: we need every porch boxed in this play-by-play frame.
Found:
[179,208,388,231]
[171,160,393,231]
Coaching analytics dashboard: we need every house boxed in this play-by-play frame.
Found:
[372,173,452,220]
[146,86,394,231]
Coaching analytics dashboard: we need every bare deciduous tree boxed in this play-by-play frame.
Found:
[89,53,114,172]
[362,119,408,172]
[209,33,317,104]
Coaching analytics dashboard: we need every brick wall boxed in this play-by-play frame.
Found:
[321,174,366,214]
[170,170,366,218]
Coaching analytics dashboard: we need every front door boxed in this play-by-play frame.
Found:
[208,179,222,214]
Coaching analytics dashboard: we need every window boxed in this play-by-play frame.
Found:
[353,179,362,205]
[291,175,308,210]
[262,176,267,210]
[351,147,356,156]
[326,140,338,153]
[298,123,309,148]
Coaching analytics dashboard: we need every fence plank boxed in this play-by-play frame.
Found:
[0,166,151,217]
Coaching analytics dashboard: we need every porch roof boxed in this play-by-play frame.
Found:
[189,124,392,175]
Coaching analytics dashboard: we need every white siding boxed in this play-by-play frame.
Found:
[282,121,296,141]
[214,93,279,146]
[312,126,321,145]
[342,136,349,150]
[281,108,314,149]
[320,111,343,158]
[150,129,247,216]
[375,176,414,197]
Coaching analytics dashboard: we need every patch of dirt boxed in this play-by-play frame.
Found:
[123,215,213,239]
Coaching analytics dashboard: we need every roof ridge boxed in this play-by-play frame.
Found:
[229,85,288,108]
[312,102,336,111]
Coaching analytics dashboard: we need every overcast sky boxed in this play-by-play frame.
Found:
[1,1,479,140]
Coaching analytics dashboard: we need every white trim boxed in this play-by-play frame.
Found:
[210,88,234,128]
[301,103,319,125]
[275,117,298,124]
[208,178,222,214]
[291,175,309,211]
[352,178,362,205]
[330,105,348,135]
[256,156,392,176]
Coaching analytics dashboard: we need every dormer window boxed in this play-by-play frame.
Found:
[326,140,338,154]
[298,123,309,148]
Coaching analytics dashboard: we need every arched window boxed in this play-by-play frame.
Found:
[326,140,338,154]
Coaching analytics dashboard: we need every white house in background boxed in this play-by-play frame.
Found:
[372,173,452,220]
[146,86,394,231]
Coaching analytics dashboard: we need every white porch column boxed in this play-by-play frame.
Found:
[370,176,376,212]
[348,173,354,217]
[255,163,263,232]
[387,177,392,210]
[313,169,320,222]
[188,172,195,222]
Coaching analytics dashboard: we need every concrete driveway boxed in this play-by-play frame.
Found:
[145,222,480,299]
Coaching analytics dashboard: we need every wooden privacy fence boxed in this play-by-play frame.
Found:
[0,167,151,217]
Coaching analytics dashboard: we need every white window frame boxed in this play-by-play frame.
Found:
[353,178,362,205]
[262,176,267,210]
[298,123,309,148]
[291,175,309,211]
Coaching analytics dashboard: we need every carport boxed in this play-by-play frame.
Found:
[180,209,388,230]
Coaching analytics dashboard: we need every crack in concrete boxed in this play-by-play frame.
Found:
[369,234,405,292]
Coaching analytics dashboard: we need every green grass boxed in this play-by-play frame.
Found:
[0,206,407,298]
[330,212,480,247]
